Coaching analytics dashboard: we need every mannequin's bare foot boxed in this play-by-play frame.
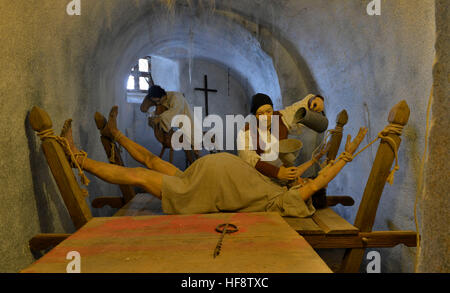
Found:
[100,106,121,140]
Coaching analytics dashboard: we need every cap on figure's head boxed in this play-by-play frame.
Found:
[147,85,167,100]
[250,93,273,115]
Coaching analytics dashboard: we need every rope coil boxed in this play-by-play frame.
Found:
[353,123,404,185]
[108,131,124,164]
[37,129,90,186]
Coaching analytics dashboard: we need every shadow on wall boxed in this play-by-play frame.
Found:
[24,113,75,237]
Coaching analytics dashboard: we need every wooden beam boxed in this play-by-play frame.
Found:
[326,110,348,164]
[340,100,411,273]
[303,231,418,249]
[29,233,71,251]
[30,107,92,229]
[283,217,324,235]
[94,112,135,204]
[312,208,359,235]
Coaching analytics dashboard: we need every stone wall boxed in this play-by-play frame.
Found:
[418,0,449,273]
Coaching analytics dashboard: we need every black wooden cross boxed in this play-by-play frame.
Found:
[195,75,218,116]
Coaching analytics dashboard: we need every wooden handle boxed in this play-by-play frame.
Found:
[388,100,410,125]
[336,109,349,126]
[326,109,349,162]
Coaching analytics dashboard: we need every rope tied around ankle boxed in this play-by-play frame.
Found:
[312,126,345,169]
[37,129,91,186]
[352,123,403,185]
[338,151,353,162]
[107,132,123,164]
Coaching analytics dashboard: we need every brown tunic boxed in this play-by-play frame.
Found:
[244,111,289,178]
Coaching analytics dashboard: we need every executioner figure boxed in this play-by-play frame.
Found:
[64,106,367,218]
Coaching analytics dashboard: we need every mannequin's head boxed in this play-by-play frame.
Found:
[251,93,274,129]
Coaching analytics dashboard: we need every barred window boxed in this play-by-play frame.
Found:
[127,56,154,93]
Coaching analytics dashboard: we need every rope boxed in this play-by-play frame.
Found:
[37,129,90,186]
[317,123,404,185]
[318,151,354,176]
[338,151,353,162]
[333,125,344,134]
[312,129,334,168]
[312,125,345,169]
[107,132,124,164]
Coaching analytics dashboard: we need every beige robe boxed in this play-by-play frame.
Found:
[161,153,315,217]
[158,91,198,146]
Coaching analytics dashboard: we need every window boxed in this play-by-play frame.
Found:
[126,56,155,103]
[127,56,154,93]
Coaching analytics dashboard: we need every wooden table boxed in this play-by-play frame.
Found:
[21,212,331,273]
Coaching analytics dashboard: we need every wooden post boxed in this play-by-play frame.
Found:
[340,100,410,273]
[94,112,136,204]
[29,107,92,229]
[327,110,348,164]
[314,110,349,209]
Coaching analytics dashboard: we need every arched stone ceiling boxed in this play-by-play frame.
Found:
[86,1,316,110]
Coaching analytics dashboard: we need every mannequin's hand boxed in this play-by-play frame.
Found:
[345,127,368,154]
[277,166,298,181]
[309,97,325,112]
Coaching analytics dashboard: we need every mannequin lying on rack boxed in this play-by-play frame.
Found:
[63,106,368,218]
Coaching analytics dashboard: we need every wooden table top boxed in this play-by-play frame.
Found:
[21,212,332,273]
